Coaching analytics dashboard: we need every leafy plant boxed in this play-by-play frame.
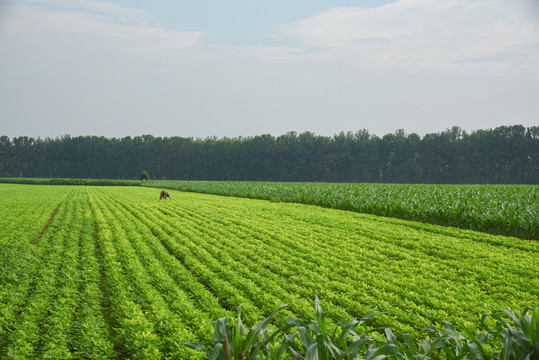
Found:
[487,307,539,360]
[185,300,538,360]
[184,304,290,360]
[141,170,150,181]
[285,297,378,360]
[142,180,539,239]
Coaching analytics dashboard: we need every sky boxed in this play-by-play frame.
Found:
[0,0,538,139]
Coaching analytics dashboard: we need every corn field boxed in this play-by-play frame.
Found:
[144,181,539,240]
[0,184,538,359]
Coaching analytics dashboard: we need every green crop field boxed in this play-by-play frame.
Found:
[144,181,539,239]
[3,178,537,239]
[0,184,538,359]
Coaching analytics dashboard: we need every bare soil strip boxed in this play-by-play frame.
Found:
[32,192,72,245]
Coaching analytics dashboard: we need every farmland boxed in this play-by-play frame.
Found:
[3,178,537,239]
[1,183,538,359]
[144,180,539,239]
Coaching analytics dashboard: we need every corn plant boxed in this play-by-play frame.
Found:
[142,181,539,239]
[184,304,291,360]
[1,184,538,359]
[185,299,538,360]
[487,307,539,360]
[282,297,377,360]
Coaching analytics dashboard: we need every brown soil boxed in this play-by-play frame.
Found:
[31,192,72,245]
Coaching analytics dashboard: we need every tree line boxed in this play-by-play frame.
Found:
[1,125,537,184]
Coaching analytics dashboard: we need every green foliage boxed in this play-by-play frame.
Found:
[1,185,537,359]
[283,297,379,360]
[2,177,537,239]
[2,125,539,183]
[141,170,150,181]
[487,307,539,360]
[185,304,290,360]
[186,300,539,360]
[143,181,539,239]
[0,177,140,186]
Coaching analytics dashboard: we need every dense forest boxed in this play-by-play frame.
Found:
[1,125,538,184]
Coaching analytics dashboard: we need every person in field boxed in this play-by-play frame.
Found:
[160,190,171,200]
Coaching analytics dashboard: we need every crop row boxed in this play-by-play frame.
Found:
[3,179,536,239]
[0,188,117,359]
[1,185,538,359]
[97,186,539,334]
[188,299,539,360]
[0,184,75,357]
[144,180,539,239]
[2,186,224,359]
[0,184,72,246]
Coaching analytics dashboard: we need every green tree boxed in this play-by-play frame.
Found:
[141,170,150,181]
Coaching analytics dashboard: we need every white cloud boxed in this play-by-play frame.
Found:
[21,0,147,22]
[1,2,204,57]
[1,0,538,139]
[278,0,539,76]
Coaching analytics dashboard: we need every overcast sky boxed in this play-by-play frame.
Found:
[1,0,538,139]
